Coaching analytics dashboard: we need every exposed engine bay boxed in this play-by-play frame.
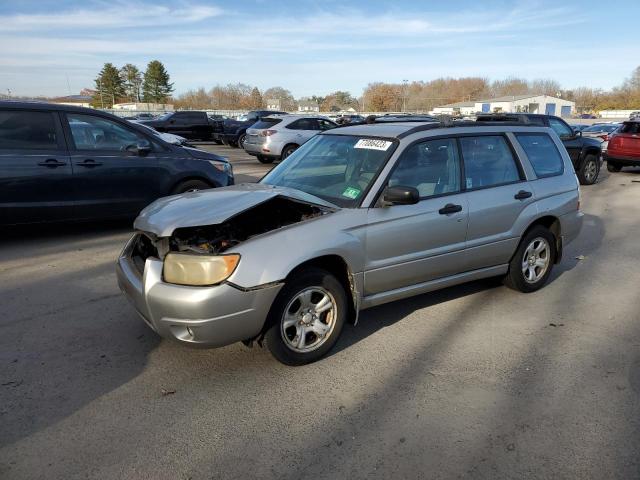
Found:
[166,196,334,255]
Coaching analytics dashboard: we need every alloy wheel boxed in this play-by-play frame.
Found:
[281,287,337,353]
[521,237,550,284]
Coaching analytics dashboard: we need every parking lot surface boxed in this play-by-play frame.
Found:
[1,145,639,479]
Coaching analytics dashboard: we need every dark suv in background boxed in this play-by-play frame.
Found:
[476,113,602,185]
[0,102,233,225]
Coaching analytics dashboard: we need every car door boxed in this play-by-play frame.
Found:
[285,118,318,145]
[548,116,581,164]
[365,137,469,296]
[165,112,191,137]
[0,108,75,224]
[460,134,535,271]
[63,112,170,219]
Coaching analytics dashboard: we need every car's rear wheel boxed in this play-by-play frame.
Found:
[607,161,622,172]
[264,268,347,365]
[171,179,211,194]
[281,144,299,160]
[578,154,599,185]
[504,226,556,293]
[257,155,274,164]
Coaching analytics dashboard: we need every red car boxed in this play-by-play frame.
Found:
[606,120,640,172]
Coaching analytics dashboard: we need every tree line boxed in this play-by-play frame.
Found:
[92,60,174,108]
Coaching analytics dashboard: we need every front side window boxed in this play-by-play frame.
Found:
[261,134,396,207]
[318,120,336,131]
[548,118,573,138]
[515,133,564,178]
[67,114,148,151]
[0,110,58,150]
[388,138,461,198]
[459,135,521,189]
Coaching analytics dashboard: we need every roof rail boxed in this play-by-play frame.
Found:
[475,113,531,124]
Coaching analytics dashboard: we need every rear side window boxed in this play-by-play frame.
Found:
[459,136,521,189]
[252,118,282,129]
[287,118,319,130]
[620,122,640,134]
[515,133,564,178]
[0,110,58,150]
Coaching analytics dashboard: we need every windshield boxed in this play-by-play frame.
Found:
[155,112,173,121]
[261,134,396,207]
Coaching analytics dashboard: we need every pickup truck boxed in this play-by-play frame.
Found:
[137,111,218,140]
[213,110,287,148]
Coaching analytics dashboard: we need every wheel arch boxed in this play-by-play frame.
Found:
[286,255,358,325]
[170,176,216,194]
[521,215,562,264]
[281,143,300,157]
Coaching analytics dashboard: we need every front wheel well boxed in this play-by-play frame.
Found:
[170,177,215,194]
[522,216,562,263]
[287,255,357,324]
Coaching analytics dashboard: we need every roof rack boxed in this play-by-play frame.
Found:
[474,113,531,124]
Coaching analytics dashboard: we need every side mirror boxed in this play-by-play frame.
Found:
[126,142,152,156]
[382,185,419,206]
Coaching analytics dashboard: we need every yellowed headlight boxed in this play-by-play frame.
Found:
[163,253,240,286]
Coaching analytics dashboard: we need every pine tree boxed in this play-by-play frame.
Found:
[92,63,125,108]
[120,64,142,102]
[142,60,174,103]
[249,87,263,109]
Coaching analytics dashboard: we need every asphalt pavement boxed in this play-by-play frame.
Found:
[1,146,639,479]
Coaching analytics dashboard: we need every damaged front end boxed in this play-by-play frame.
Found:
[128,195,335,286]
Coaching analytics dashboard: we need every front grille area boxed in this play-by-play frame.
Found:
[131,234,158,274]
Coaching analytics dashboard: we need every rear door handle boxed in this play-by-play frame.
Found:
[38,159,67,168]
[514,190,532,200]
[439,203,463,215]
[77,159,103,168]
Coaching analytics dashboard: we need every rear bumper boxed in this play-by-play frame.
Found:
[116,235,283,348]
[604,153,640,165]
[560,210,584,247]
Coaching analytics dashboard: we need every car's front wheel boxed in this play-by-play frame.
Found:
[171,179,211,194]
[578,154,599,185]
[237,133,247,149]
[264,268,347,365]
[504,226,556,293]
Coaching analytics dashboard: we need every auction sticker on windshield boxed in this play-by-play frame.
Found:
[342,187,361,199]
[354,139,392,151]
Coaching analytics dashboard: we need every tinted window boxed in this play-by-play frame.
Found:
[252,118,282,129]
[620,122,640,134]
[67,114,147,151]
[388,138,461,198]
[548,118,573,138]
[0,110,58,150]
[318,119,336,131]
[459,136,521,189]
[515,134,564,178]
[287,118,319,130]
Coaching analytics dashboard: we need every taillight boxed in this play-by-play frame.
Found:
[261,129,277,137]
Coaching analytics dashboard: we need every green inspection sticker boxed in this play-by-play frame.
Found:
[342,187,361,199]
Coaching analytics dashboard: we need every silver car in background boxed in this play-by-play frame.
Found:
[243,114,337,164]
[581,123,621,152]
[117,120,583,365]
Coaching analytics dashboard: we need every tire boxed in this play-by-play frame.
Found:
[257,155,274,164]
[171,179,211,195]
[577,154,599,185]
[281,144,299,160]
[264,268,347,365]
[237,133,247,149]
[504,225,556,293]
[607,161,622,173]
[214,139,223,145]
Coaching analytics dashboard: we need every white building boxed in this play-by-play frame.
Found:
[434,95,575,117]
[432,101,476,116]
[112,102,174,111]
[297,100,320,112]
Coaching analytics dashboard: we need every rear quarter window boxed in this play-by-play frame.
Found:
[0,110,58,150]
[252,119,282,129]
[515,133,564,178]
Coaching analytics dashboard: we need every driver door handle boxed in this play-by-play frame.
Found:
[439,203,463,215]
[38,159,67,167]
[77,159,103,168]
[514,190,532,200]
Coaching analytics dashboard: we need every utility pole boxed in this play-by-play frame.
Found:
[402,79,409,112]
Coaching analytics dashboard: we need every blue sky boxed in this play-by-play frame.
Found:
[1,0,638,98]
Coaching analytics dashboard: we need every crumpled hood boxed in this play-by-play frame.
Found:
[182,146,227,162]
[134,183,337,237]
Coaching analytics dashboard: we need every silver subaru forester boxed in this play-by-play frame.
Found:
[117,120,583,365]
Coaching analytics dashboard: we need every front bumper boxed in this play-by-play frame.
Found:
[116,235,283,348]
